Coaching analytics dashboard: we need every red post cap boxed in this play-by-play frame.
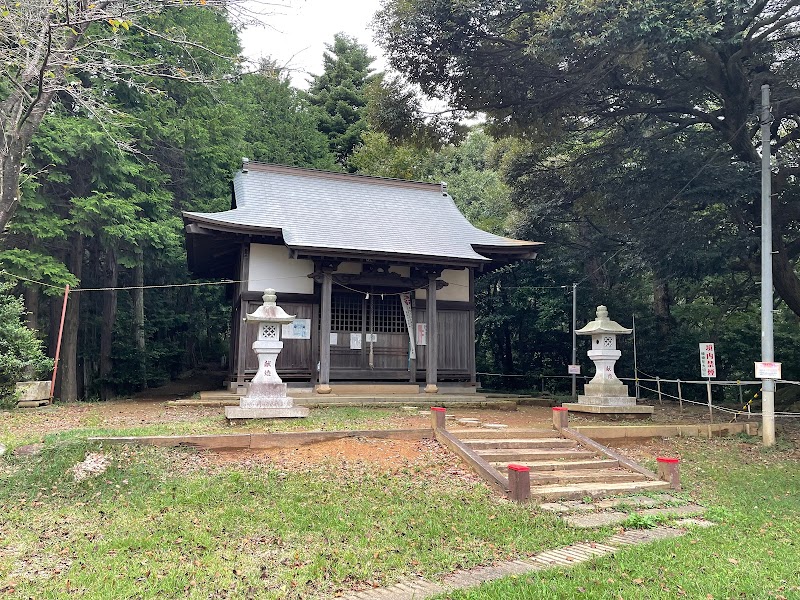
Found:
[552,407,568,412]
[431,407,446,412]
[508,464,530,472]
[657,457,680,464]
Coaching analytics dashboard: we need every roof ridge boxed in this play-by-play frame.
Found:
[240,162,443,192]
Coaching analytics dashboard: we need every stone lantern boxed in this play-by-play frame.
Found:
[225,289,310,419]
[564,305,653,416]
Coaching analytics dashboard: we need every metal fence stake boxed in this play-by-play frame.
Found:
[706,379,714,424]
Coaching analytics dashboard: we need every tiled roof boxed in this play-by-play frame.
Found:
[183,163,540,263]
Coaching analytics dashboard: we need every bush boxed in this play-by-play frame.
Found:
[0,282,53,408]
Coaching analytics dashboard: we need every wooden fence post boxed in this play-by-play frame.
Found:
[552,407,569,430]
[430,407,446,430]
[657,457,681,491]
[508,464,531,502]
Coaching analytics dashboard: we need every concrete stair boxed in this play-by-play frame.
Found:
[456,428,670,501]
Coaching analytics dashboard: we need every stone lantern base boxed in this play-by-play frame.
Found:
[564,381,654,416]
[225,405,310,419]
[561,402,654,416]
[225,381,309,419]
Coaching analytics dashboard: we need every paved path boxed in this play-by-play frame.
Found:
[337,523,704,600]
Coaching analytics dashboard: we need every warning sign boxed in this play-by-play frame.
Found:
[699,343,716,378]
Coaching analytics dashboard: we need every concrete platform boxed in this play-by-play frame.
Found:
[225,406,310,419]
[562,402,654,416]
[170,395,516,410]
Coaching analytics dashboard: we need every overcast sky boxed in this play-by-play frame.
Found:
[239,0,386,89]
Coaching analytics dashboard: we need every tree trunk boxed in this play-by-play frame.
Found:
[132,249,147,390]
[652,277,672,337]
[58,233,84,402]
[772,237,800,318]
[0,90,56,232]
[99,248,118,401]
[0,145,24,233]
[23,285,39,332]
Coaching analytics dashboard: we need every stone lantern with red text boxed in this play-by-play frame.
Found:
[225,289,310,419]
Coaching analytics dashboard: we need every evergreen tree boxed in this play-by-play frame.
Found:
[306,34,379,167]
[0,282,52,408]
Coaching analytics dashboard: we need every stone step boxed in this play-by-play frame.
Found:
[175,396,515,410]
[465,438,577,450]
[528,469,649,486]
[530,480,672,502]
[492,458,620,471]
[451,428,559,440]
[474,448,597,462]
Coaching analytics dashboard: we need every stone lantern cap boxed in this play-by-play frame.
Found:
[576,305,632,336]
[245,289,295,324]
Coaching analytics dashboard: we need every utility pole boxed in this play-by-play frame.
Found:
[632,313,640,400]
[571,283,577,400]
[761,84,776,447]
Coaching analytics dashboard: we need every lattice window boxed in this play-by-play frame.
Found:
[260,323,278,339]
[372,295,405,334]
[603,335,614,348]
[332,295,363,332]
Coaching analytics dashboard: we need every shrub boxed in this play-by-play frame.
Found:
[0,282,53,408]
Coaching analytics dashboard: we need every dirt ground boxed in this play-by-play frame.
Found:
[5,377,798,472]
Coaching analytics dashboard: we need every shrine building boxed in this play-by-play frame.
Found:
[183,162,540,393]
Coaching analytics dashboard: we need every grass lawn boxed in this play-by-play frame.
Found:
[1,405,798,599]
[432,434,800,600]
[0,404,415,448]
[0,406,601,599]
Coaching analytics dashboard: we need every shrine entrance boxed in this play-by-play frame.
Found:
[330,291,413,379]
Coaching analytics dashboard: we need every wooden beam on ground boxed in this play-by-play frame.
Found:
[90,429,434,450]
[561,428,659,480]
[250,429,432,448]
[435,429,509,494]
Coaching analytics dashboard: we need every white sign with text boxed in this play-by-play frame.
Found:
[699,343,716,378]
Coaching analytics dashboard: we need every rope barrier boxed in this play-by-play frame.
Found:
[0,270,314,293]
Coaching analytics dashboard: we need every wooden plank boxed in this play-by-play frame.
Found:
[250,428,433,448]
[435,429,509,494]
[561,428,659,480]
[438,310,470,370]
[276,302,313,371]
[92,434,252,449]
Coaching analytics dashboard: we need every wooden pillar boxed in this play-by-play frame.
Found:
[310,303,320,385]
[468,267,477,385]
[430,406,446,430]
[508,464,531,502]
[425,271,439,393]
[234,243,250,392]
[235,297,248,391]
[317,268,333,393]
[657,457,681,490]
[552,406,569,430]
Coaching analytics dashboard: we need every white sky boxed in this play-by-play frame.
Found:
[239,0,386,89]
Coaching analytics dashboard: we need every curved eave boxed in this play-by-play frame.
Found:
[185,212,542,268]
[576,325,633,335]
[183,212,283,237]
[472,242,542,261]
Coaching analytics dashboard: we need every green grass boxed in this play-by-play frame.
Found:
[431,435,800,599]
[0,435,604,599]
[3,406,799,599]
[0,405,409,448]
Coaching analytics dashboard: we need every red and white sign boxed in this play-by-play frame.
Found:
[416,323,427,346]
[699,343,716,378]
[567,365,581,375]
[755,362,781,379]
